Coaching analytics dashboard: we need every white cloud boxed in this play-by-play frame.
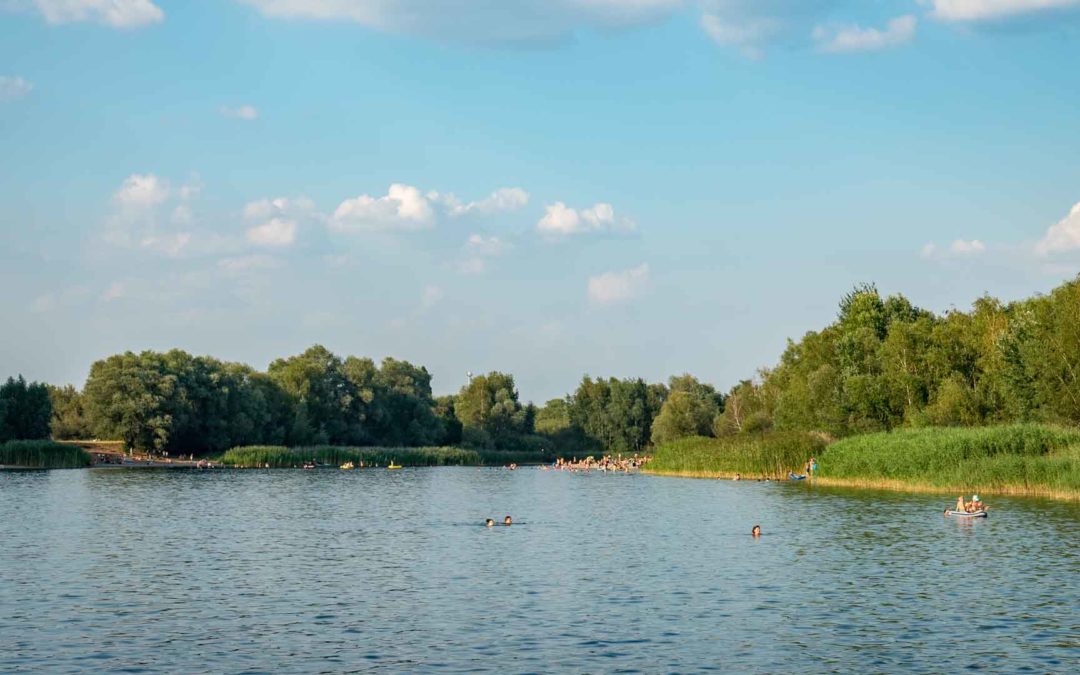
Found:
[221,104,259,120]
[113,173,170,209]
[439,187,529,217]
[922,238,988,259]
[814,15,917,53]
[331,183,435,231]
[0,76,33,101]
[465,233,507,257]
[926,0,1080,22]
[458,234,508,275]
[237,0,680,44]
[1035,201,1080,255]
[33,0,164,28]
[246,217,297,247]
[950,239,986,254]
[243,196,315,220]
[537,201,635,238]
[588,263,650,304]
[699,0,847,56]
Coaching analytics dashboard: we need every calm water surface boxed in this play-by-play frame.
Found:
[2,468,1078,673]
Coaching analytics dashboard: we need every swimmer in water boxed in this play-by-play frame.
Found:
[485,518,495,527]
[503,516,512,526]
[751,525,761,537]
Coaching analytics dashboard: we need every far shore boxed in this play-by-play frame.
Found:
[643,468,1080,502]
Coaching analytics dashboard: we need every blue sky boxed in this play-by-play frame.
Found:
[3,0,1080,402]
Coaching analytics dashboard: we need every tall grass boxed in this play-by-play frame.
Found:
[219,445,552,468]
[0,440,92,469]
[818,424,1080,494]
[647,432,828,479]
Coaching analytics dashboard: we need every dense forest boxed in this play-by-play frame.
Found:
[4,276,1080,456]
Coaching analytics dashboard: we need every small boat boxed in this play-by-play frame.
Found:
[946,510,988,518]
[387,463,402,470]
[788,472,807,481]
[340,462,354,470]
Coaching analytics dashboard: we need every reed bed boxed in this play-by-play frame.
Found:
[220,445,552,468]
[646,432,828,479]
[0,440,92,469]
[818,425,1080,495]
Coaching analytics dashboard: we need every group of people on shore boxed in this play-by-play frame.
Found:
[544,454,649,473]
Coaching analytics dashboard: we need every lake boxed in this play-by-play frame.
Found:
[2,467,1078,673]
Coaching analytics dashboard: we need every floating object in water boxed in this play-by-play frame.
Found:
[340,462,354,470]
[788,472,807,481]
[945,510,987,518]
[387,463,402,470]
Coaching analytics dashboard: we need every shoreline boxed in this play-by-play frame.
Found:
[643,469,1080,501]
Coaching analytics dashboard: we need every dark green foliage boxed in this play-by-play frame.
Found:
[729,276,1080,437]
[454,372,532,449]
[568,376,659,454]
[48,385,93,440]
[0,440,91,469]
[0,376,52,442]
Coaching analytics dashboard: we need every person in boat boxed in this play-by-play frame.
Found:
[503,516,512,526]
[751,525,761,537]
[972,495,983,511]
[485,518,495,527]
[955,495,965,512]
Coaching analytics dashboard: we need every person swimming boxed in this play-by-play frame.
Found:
[503,516,512,526]
[751,525,761,537]
[485,518,495,527]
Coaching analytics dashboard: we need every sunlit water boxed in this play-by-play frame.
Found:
[1,468,1078,673]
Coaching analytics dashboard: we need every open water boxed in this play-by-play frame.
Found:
[1,467,1078,673]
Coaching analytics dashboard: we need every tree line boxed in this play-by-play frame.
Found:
[7,275,1080,454]
[718,277,1080,436]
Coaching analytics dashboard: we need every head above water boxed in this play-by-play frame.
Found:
[485,518,494,527]
[751,525,761,537]
[503,516,512,525]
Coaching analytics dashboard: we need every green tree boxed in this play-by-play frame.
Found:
[48,384,92,440]
[0,376,53,441]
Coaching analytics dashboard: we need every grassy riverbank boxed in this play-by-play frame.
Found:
[220,445,551,468]
[0,440,92,469]
[646,424,1080,499]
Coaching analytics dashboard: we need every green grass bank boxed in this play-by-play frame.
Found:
[220,445,551,468]
[0,440,92,469]
[646,424,1080,500]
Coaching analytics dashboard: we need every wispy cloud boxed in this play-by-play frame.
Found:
[814,15,917,54]
[33,0,164,28]
[220,104,259,120]
[588,263,650,305]
[926,0,1080,22]
[236,0,680,45]
[0,75,33,101]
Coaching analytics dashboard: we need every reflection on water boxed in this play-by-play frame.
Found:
[2,468,1078,672]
